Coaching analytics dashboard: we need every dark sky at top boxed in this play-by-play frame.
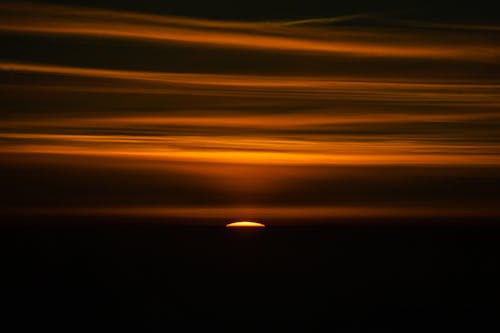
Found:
[27,0,500,21]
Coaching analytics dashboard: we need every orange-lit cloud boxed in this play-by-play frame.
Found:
[1,60,499,167]
[2,62,499,104]
[1,133,499,166]
[1,2,500,222]
[0,2,498,60]
[3,205,500,221]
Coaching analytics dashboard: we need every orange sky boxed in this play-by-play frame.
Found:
[1,1,499,222]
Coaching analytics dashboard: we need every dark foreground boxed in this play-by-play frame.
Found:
[2,219,500,331]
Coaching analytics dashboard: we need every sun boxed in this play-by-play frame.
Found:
[226,221,266,228]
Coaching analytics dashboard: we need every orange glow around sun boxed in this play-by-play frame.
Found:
[226,221,266,228]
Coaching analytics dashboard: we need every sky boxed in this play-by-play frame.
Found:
[1,0,499,223]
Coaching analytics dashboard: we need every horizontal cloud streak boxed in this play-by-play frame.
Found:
[1,133,499,166]
[1,60,499,168]
[4,205,499,221]
[0,2,498,60]
[4,112,500,128]
[1,2,500,221]
[2,62,499,104]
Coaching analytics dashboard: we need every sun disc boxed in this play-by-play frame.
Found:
[226,221,265,228]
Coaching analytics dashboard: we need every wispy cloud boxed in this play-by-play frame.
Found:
[1,60,499,167]
[5,205,499,220]
[272,13,376,26]
[2,62,499,103]
[1,2,500,220]
[0,2,498,60]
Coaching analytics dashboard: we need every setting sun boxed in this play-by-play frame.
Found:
[226,221,266,228]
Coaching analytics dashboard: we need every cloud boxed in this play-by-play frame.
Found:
[2,62,499,103]
[0,2,498,60]
[1,60,499,167]
[1,2,500,220]
[4,205,499,220]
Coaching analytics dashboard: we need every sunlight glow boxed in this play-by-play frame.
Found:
[226,221,266,228]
